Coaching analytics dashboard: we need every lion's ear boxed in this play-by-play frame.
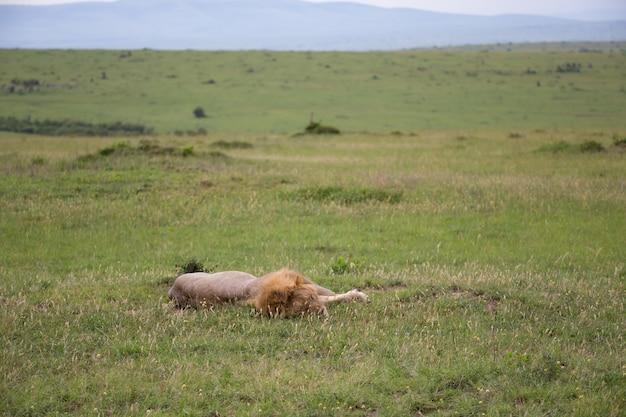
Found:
[293,274,306,286]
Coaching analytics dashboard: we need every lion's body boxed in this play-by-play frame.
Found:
[167,271,258,309]
[168,268,368,317]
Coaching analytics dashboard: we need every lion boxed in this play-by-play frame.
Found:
[168,268,369,317]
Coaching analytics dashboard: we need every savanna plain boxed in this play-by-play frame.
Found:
[1,43,625,416]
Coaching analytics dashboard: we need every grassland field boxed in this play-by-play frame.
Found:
[1,44,625,416]
[1,42,626,134]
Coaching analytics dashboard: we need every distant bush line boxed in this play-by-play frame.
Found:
[0,116,153,136]
[535,137,626,154]
[78,140,197,161]
[556,62,583,73]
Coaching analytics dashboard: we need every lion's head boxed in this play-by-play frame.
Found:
[254,269,327,317]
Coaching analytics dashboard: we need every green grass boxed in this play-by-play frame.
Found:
[1,129,624,416]
[1,44,626,134]
[1,46,626,416]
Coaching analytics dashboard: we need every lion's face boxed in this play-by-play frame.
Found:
[255,269,327,317]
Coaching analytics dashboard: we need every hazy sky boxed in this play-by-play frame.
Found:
[306,0,626,16]
[1,0,625,16]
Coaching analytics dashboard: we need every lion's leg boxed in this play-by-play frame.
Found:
[299,276,335,296]
[312,284,335,296]
[319,290,369,304]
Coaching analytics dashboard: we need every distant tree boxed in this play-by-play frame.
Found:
[193,106,207,118]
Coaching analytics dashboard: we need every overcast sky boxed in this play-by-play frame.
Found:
[306,0,626,16]
[1,0,625,16]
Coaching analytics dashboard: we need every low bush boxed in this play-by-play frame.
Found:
[99,142,132,156]
[11,78,40,88]
[536,140,607,154]
[329,254,367,275]
[302,120,341,135]
[612,134,626,147]
[30,156,46,166]
[579,140,605,153]
[78,140,195,162]
[193,106,207,118]
[0,116,153,136]
[182,146,195,157]
[176,258,215,274]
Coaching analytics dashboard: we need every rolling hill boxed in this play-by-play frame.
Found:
[1,0,625,50]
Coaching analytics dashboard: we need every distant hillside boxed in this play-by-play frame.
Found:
[1,0,625,50]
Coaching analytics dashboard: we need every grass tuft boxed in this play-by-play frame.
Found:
[289,185,402,205]
[211,140,254,149]
[535,140,575,153]
[176,259,216,274]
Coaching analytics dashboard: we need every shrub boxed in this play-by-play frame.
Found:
[176,259,213,274]
[182,146,194,157]
[11,78,40,88]
[579,140,605,153]
[330,254,366,275]
[99,142,131,156]
[193,106,207,118]
[612,134,626,146]
[303,121,340,135]
[31,156,46,166]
